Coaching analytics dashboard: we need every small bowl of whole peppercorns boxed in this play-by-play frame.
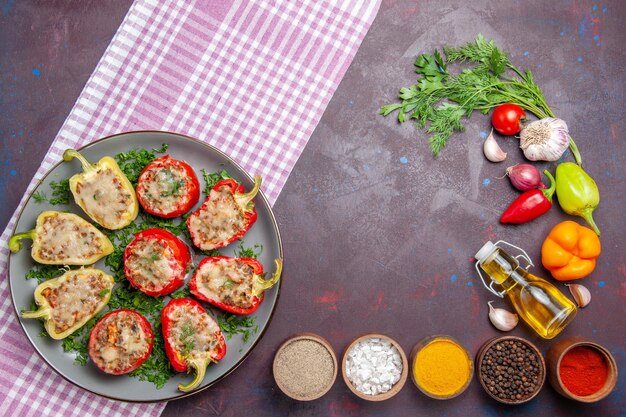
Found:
[476,336,546,404]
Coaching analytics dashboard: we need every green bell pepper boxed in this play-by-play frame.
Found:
[553,162,600,235]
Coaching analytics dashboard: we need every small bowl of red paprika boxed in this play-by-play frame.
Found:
[547,337,618,403]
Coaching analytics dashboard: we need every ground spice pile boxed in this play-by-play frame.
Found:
[480,339,543,402]
[273,338,335,399]
[413,338,471,397]
[559,346,608,397]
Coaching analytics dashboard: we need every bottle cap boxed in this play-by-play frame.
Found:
[475,241,496,262]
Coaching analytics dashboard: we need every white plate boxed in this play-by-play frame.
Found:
[8,131,283,402]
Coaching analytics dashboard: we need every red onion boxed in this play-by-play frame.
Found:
[505,164,546,191]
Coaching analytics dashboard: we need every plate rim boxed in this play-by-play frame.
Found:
[7,130,284,403]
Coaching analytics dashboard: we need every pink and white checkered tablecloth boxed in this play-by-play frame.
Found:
[0,0,380,415]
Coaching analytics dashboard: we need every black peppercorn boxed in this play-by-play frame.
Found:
[479,339,544,403]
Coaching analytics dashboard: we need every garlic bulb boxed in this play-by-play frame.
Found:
[487,301,519,331]
[566,284,591,308]
[483,129,507,162]
[519,118,569,161]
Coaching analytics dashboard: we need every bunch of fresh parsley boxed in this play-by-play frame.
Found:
[380,34,581,164]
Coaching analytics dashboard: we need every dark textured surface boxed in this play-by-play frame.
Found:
[2,1,624,416]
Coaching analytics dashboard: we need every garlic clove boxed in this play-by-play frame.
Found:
[488,301,519,331]
[566,283,591,308]
[483,129,507,162]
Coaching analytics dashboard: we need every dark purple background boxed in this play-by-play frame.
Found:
[2,1,624,416]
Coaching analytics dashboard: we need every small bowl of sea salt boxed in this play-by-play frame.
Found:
[341,333,408,401]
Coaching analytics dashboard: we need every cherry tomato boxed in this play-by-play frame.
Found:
[492,103,526,136]
[136,155,200,218]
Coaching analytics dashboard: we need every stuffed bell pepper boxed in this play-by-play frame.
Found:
[161,298,226,392]
[9,211,114,265]
[21,268,115,339]
[187,176,261,251]
[136,155,200,218]
[63,149,138,230]
[89,309,154,375]
[123,228,191,296]
[190,256,282,315]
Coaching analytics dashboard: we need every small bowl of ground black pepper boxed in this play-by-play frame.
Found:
[476,336,546,405]
[547,337,618,403]
[341,333,408,401]
[273,333,338,401]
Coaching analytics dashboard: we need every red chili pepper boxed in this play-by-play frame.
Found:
[123,228,191,297]
[187,176,261,251]
[88,309,154,375]
[500,171,556,224]
[189,256,282,315]
[136,155,200,218]
[161,298,226,392]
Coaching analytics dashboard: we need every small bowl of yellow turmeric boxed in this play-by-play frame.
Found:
[410,335,473,400]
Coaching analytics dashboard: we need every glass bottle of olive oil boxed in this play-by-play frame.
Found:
[475,241,577,339]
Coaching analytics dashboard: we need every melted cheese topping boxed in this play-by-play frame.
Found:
[75,167,133,228]
[188,185,246,250]
[166,304,220,363]
[90,311,151,374]
[36,214,104,263]
[43,272,111,333]
[125,236,183,292]
[195,259,255,309]
[137,165,191,214]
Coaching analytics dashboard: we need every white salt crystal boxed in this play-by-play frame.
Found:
[345,338,403,396]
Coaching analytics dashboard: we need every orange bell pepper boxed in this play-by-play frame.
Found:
[541,221,601,281]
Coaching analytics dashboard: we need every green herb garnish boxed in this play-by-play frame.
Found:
[201,248,222,257]
[380,34,581,164]
[179,321,196,356]
[218,314,258,344]
[170,286,191,299]
[162,180,185,197]
[115,143,168,185]
[32,191,47,203]
[107,281,164,320]
[48,179,71,205]
[26,264,74,283]
[202,169,232,196]
[235,241,263,258]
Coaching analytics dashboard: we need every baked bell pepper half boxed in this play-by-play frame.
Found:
[9,211,114,265]
[541,221,601,281]
[187,176,262,251]
[21,268,115,340]
[161,298,227,392]
[190,256,282,315]
[123,228,191,297]
[136,155,200,218]
[88,309,154,375]
[63,149,138,230]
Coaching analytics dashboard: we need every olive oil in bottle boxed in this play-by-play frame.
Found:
[475,241,577,339]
